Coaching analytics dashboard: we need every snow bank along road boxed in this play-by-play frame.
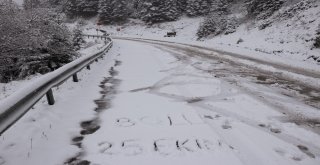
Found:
[1,39,320,165]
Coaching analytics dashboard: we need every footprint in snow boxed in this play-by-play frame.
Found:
[274,148,303,161]
[258,123,281,134]
[297,145,315,158]
[222,120,232,129]
[270,128,282,134]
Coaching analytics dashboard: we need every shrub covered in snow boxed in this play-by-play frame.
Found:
[277,0,318,20]
[0,1,76,83]
[197,12,227,39]
[196,0,239,38]
[197,13,239,39]
[72,25,86,51]
[259,0,319,29]
[224,17,239,34]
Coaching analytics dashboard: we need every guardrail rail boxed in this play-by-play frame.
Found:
[0,37,113,135]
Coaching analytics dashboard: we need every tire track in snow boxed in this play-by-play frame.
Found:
[118,40,320,163]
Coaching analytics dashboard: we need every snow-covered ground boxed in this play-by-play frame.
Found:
[82,0,320,69]
[0,41,117,165]
[2,1,320,164]
[1,39,319,165]
[80,40,320,165]
[0,39,102,101]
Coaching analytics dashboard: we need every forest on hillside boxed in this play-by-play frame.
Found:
[63,0,320,41]
[1,0,319,83]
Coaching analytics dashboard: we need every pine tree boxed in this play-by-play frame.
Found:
[98,0,112,24]
[209,0,229,13]
[245,0,284,20]
[140,0,180,24]
[314,24,320,48]
[112,0,129,22]
[197,12,227,38]
[78,0,99,17]
[64,0,99,18]
[177,0,187,13]
[72,25,85,51]
[186,0,211,17]
[130,0,144,18]
[98,0,129,24]
[64,0,79,18]
[23,0,42,10]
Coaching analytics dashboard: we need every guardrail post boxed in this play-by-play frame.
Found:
[87,65,91,70]
[46,89,55,105]
[73,73,79,82]
[95,59,98,62]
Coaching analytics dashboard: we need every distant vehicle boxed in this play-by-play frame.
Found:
[164,32,177,37]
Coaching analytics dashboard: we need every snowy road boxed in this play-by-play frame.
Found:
[1,40,320,165]
[81,40,320,165]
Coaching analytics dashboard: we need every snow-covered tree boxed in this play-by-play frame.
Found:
[98,0,113,24]
[0,1,76,82]
[177,0,187,13]
[0,1,27,82]
[185,0,211,17]
[23,0,42,10]
[78,0,99,17]
[197,5,239,39]
[197,13,227,38]
[65,0,99,18]
[140,0,180,24]
[315,24,320,48]
[72,24,86,51]
[64,0,79,18]
[209,0,229,13]
[245,0,285,20]
[129,0,144,18]
[98,0,129,24]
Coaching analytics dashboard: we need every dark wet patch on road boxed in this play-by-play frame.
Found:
[130,86,153,93]
[186,97,203,103]
[65,152,89,165]
[65,59,122,165]
[258,123,266,128]
[256,75,267,81]
[80,119,101,135]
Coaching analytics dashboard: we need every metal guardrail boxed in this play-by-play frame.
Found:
[83,34,110,40]
[0,37,113,135]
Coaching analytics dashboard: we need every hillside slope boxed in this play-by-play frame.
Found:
[83,0,320,68]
